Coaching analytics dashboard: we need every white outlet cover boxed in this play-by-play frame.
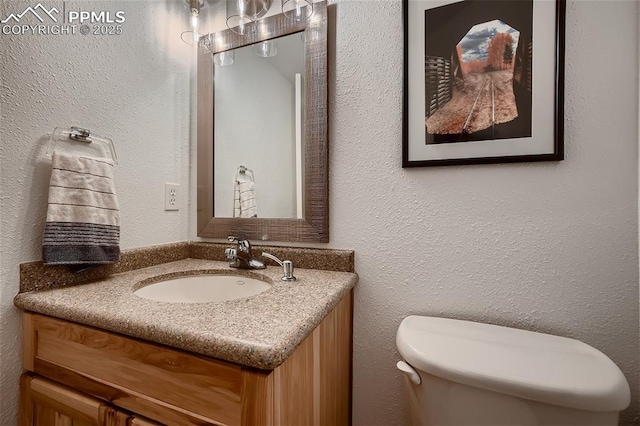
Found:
[165,183,179,211]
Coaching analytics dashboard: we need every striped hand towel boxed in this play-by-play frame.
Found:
[233,180,258,218]
[43,152,120,265]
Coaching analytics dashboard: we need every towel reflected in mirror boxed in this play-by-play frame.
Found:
[233,179,257,218]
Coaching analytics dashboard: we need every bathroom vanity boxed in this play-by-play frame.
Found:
[15,251,357,425]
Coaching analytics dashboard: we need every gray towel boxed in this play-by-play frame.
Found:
[42,152,120,265]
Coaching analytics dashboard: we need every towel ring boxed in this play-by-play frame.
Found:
[235,165,254,183]
[47,127,118,165]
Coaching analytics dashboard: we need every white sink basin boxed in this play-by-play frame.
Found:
[134,274,271,303]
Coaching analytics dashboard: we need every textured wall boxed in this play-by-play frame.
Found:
[324,0,640,424]
[192,0,639,423]
[0,1,193,423]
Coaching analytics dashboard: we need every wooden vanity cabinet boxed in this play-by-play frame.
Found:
[20,291,352,426]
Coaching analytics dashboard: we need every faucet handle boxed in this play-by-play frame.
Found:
[262,252,296,282]
[224,247,237,260]
[228,236,251,253]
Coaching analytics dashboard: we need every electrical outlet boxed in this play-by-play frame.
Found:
[165,183,179,211]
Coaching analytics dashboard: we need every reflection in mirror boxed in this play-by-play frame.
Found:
[214,33,305,219]
[197,2,328,242]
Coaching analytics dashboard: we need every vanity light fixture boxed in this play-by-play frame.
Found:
[181,0,204,46]
[253,40,278,57]
[282,0,313,22]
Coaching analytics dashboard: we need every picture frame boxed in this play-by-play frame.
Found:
[402,0,566,167]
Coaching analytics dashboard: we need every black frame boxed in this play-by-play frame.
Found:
[402,0,566,168]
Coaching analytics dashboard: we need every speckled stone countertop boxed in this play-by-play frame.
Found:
[14,259,358,370]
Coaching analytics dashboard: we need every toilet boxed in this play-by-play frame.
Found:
[396,316,630,426]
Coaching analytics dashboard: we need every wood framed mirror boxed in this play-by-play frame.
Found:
[197,2,328,242]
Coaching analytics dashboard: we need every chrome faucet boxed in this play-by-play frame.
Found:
[262,252,296,281]
[225,236,266,270]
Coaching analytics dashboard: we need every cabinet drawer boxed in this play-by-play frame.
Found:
[24,313,243,425]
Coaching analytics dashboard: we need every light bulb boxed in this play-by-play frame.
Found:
[214,51,235,67]
[253,40,277,58]
[181,0,202,47]
[191,10,199,40]
[295,3,302,21]
[282,0,313,22]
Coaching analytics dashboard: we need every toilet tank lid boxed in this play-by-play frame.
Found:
[396,316,630,412]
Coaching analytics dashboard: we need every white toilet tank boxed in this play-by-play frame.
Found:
[396,316,630,426]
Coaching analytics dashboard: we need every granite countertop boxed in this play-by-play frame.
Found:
[14,259,358,370]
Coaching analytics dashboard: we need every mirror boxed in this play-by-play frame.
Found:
[213,32,305,219]
[197,2,328,242]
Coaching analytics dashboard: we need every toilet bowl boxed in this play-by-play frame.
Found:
[396,316,630,426]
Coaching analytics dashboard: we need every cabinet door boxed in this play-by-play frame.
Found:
[20,375,131,426]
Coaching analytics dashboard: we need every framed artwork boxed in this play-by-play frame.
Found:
[402,0,566,167]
